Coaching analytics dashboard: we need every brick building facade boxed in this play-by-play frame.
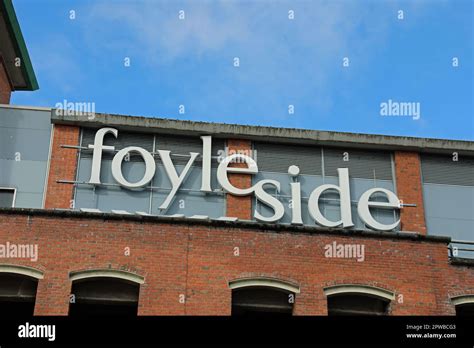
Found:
[0,0,472,326]
[1,108,473,317]
[0,209,473,316]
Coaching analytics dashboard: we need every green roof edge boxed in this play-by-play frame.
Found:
[1,0,38,90]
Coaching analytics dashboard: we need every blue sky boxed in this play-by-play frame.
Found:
[11,0,473,140]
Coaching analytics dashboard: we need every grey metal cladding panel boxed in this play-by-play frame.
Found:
[426,216,474,240]
[426,216,473,259]
[0,159,47,193]
[152,164,221,190]
[96,186,150,212]
[0,159,46,208]
[426,214,473,258]
[151,191,224,217]
[423,183,474,254]
[75,185,150,212]
[75,159,151,212]
[423,183,474,222]
[151,164,224,216]
[76,157,93,182]
[254,142,322,175]
[0,128,51,161]
[77,158,149,184]
[13,192,44,209]
[421,154,474,186]
[0,108,51,130]
[80,128,154,161]
[324,148,393,180]
[74,186,97,209]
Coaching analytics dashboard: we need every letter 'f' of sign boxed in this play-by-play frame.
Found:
[88,128,118,184]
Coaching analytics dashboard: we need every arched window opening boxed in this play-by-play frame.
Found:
[452,296,474,316]
[324,285,394,316]
[231,287,294,317]
[69,277,140,317]
[455,303,474,316]
[327,294,389,316]
[0,273,38,317]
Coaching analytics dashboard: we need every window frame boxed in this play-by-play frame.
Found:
[69,269,145,284]
[451,295,474,316]
[451,294,474,306]
[229,277,300,294]
[68,269,144,317]
[324,284,395,316]
[0,187,17,208]
[229,277,300,316]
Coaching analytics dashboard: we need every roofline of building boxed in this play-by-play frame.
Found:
[0,0,39,91]
[450,258,474,267]
[50,109,474,154]
[0,208,452,244]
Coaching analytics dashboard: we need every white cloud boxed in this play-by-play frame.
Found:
[85,1,396,63]
[81,0,431,122]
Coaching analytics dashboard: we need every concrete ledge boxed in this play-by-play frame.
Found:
[51,110,474,155]
[69,269,145,284]
[323,284,395,301]
[229,277,300,294]
[450,257,474,267]
[0,208,452,244]
[451,294,474,306]
[0,264,44,279]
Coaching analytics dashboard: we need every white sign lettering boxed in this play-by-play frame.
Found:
[86,128,401,231]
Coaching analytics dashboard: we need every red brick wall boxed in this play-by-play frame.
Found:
[394,151,427,235]
[225,139,253,220]
[0,212,471,316]
[44,125,80,209]
[0,60,12,104]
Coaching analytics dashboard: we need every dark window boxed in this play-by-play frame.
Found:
[455,304,474,316]
[0,188,15,208]
[253,142,322,175]
[69,277,139,317]
[231,287,294,317]
[421,154,474,186]
[253,142,393,180]
[0,273,38,317]
[327,294,389,316]
[323,148,393,180]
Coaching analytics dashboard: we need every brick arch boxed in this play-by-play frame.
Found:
[69,268,145,284]
[323,279,396,296]
[228,276,300,293]
[323,284,395,301]
[451,294,474,306]
[0,263,44,279]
